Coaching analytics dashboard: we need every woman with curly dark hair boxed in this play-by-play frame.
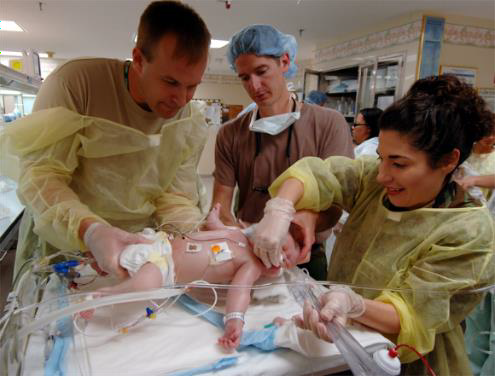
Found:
[252,75,495,375]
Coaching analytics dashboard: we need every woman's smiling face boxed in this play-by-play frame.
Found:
[376,130,458,209]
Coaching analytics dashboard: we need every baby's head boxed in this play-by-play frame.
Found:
[281,233,301,269]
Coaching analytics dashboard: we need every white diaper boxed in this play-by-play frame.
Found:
[119,228,175,287]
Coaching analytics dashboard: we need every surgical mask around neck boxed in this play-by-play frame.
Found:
[248,97,301,136]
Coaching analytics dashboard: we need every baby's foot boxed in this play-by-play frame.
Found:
[78,292,103,320]
[204,203,227,230]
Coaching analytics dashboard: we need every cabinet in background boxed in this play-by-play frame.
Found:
[0,63,41,251]
[0,64,41,124]
[303,54,405,124]
[304,65,359,125]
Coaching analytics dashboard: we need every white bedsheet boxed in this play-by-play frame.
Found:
[20,273,393,376]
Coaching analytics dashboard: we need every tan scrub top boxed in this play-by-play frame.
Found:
[214,103,354,223]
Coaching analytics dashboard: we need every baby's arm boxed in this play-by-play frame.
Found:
[218,261,262,350]
[456,174,495,190]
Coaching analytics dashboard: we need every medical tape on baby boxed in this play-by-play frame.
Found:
[209,242,233,264]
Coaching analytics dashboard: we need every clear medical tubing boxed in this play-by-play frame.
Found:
[17,288,184,339]
[287,273,386,376]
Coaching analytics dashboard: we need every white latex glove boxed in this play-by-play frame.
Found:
[253,197,295,268]
[294,285,365,342]
[83,223,153,278]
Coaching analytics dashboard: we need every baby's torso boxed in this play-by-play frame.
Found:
[170,229,260,284]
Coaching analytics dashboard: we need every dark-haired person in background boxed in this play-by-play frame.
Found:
[305,90,327,106]
[5,1,211,278]
[252,75,495,375]
[352,107,383,157]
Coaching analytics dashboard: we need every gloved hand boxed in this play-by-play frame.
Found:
[253,197,295,268]
[83,223,153,278]
[294,285,366,342]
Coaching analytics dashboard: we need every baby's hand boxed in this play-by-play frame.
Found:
[218,319,243,351]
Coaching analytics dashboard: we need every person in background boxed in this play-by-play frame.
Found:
[252,75,494,375]
[3,1,211,278]
[352,107,383,157]
[212,24,354,280]
[459,128,495,197]
[305,90,327,106]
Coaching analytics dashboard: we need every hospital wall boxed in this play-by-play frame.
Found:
[195,77,251,175]
[437,13,494,88]
[310,11,494,95]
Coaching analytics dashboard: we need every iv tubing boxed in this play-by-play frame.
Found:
[18,288,185,339]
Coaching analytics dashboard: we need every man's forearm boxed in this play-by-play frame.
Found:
[219,207,238,226]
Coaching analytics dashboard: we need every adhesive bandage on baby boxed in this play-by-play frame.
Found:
[209,242,233,264]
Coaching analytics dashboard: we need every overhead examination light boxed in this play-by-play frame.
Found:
[0,20,24,32]
[210,39,229,49]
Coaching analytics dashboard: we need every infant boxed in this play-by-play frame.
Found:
[87,204,301,350]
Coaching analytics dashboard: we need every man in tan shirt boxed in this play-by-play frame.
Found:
[213,25,354,280]
[12,1,211,278]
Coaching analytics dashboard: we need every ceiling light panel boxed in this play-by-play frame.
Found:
[210,39,229,49]
[0,20,24,32]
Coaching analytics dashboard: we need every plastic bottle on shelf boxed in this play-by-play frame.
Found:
[13,104,22,119]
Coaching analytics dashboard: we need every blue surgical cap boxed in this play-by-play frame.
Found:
[227,24,298,78]
[306,90,327,105]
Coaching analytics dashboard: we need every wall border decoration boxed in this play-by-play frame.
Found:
[444,24,495,48]
[314,20,494,66]
[314,21,422,64]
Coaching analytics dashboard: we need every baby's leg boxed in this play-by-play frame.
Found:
[98,263,163,295]
[204,203,228,230]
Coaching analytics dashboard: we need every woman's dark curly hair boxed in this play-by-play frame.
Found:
[379,74,494,168]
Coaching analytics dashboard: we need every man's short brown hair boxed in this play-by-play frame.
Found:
[136,1,211,63]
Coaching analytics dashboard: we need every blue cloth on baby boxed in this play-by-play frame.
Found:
[168,356,239,376]
[177,294,278,351]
